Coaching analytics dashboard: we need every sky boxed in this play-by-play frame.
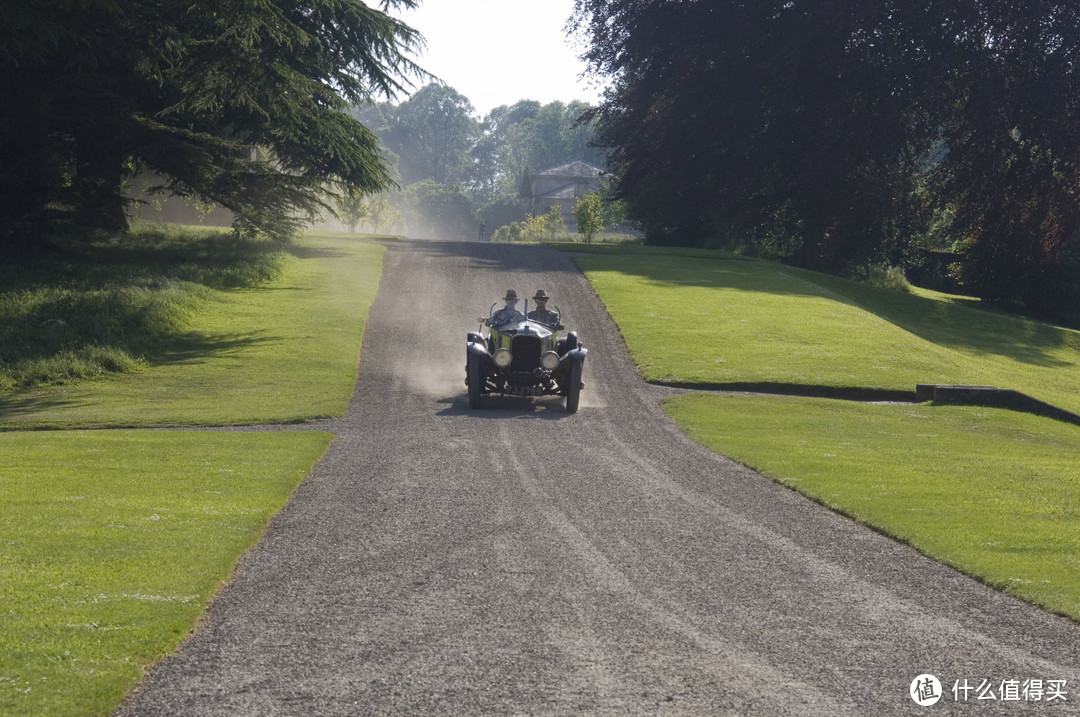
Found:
[391,0,606,117]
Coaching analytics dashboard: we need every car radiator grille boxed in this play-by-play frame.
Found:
[511,335,542,371]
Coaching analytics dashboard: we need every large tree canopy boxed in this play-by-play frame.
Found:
[385,83,479,185]
[1,0,423,241]
[572,1,1080,314]
[573,1,932,263]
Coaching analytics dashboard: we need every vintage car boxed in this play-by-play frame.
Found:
[466,296,587,412]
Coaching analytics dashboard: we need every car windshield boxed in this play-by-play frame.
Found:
[489,298,561,329]
[489,298,527,327]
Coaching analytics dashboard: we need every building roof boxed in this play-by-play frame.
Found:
[535,160,604,178]
[539,184,581,200]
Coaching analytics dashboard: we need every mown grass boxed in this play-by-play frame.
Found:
[0,224,284,391]
[0,229,385,428]
[0,430,332,717]
[574,246,1080,413]
[666,395,1080,621]
[571,244,1080,620]
[0,226,385,715]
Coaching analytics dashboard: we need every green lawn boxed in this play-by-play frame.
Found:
[573,245,1080,621]
[575,247,1080,413]
[0,229,385,715]
[0,233,385,429]
[0,430,333,716]
[666,394,1080,620]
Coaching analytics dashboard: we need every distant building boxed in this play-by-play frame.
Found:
[520,160,606,231]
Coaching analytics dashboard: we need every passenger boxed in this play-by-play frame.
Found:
[527,289,560,328]
[491,289,525,325]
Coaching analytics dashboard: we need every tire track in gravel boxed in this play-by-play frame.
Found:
[117,240,1078,716]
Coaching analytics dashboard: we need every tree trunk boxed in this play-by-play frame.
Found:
[0,78,56,236]
[73,129,129,233]
[794,214,836,272]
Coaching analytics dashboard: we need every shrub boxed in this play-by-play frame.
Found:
[848,263,912,293]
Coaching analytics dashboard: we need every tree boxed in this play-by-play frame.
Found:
[470,100,542,204]
[470,99,605,206]
[573,192,604,244]
[402,179,477,240]
[542,205,567,240]
[521,213,549,240]
[922,3,1080,314]
[366,195,402,235]
[573,0,1080,314]
[492,222,524,243]
[336,193,371,233]
[1,0,424,243]
[572,1,929,267]
[386,83,478,185]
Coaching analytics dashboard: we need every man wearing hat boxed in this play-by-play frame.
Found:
[491,289,525,325]
[527,289,560,328]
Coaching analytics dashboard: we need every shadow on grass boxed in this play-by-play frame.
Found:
[0,391,92,425]
[2,227,288,291]
[0,329,277,426]
[651,381,917,402]
[1,227,292,390]
[572,248,1080,369]
[283,243,351,260]
[152,330,278,366]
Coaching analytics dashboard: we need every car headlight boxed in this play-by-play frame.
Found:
[541,351,560,370]
[493,348,512,367]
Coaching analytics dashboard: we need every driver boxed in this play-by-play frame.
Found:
[491,289,525,325]
[527,289,560,328]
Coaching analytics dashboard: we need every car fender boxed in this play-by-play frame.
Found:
[559,346,587,366]
[467,338,495,368]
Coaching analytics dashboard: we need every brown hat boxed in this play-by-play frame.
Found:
[503,289,518,300]
[532,289,550,301]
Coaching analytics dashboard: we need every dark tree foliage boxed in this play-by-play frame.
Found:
[572,1,932,267]
[1,0,423,243]
[925,3,1080,315]
[573,0,1080,314]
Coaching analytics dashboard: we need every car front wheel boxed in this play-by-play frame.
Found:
[467,353,483,409]
[565,357,583,413]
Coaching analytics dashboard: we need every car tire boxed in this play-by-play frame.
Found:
[467,353,483,409]
[565,357,583,413]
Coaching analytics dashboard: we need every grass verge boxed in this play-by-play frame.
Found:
[569,244,1080,619]
[665,394,1080,621]
[0,429,333,717]
[573,246,1080,414]
[0,231,384,428]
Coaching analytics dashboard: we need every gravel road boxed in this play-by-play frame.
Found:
[117,240,1078,715]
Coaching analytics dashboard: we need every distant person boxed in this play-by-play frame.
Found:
[491,289,524,325]
[527,289,560,328]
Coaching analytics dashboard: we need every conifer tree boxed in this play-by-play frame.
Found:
[1,0,424,242]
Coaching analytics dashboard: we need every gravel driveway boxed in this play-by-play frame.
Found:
[116,240,1078,715]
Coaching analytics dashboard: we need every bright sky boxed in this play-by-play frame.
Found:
[392,0,605,117]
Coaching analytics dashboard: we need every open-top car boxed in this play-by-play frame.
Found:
[465,293,587,412]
